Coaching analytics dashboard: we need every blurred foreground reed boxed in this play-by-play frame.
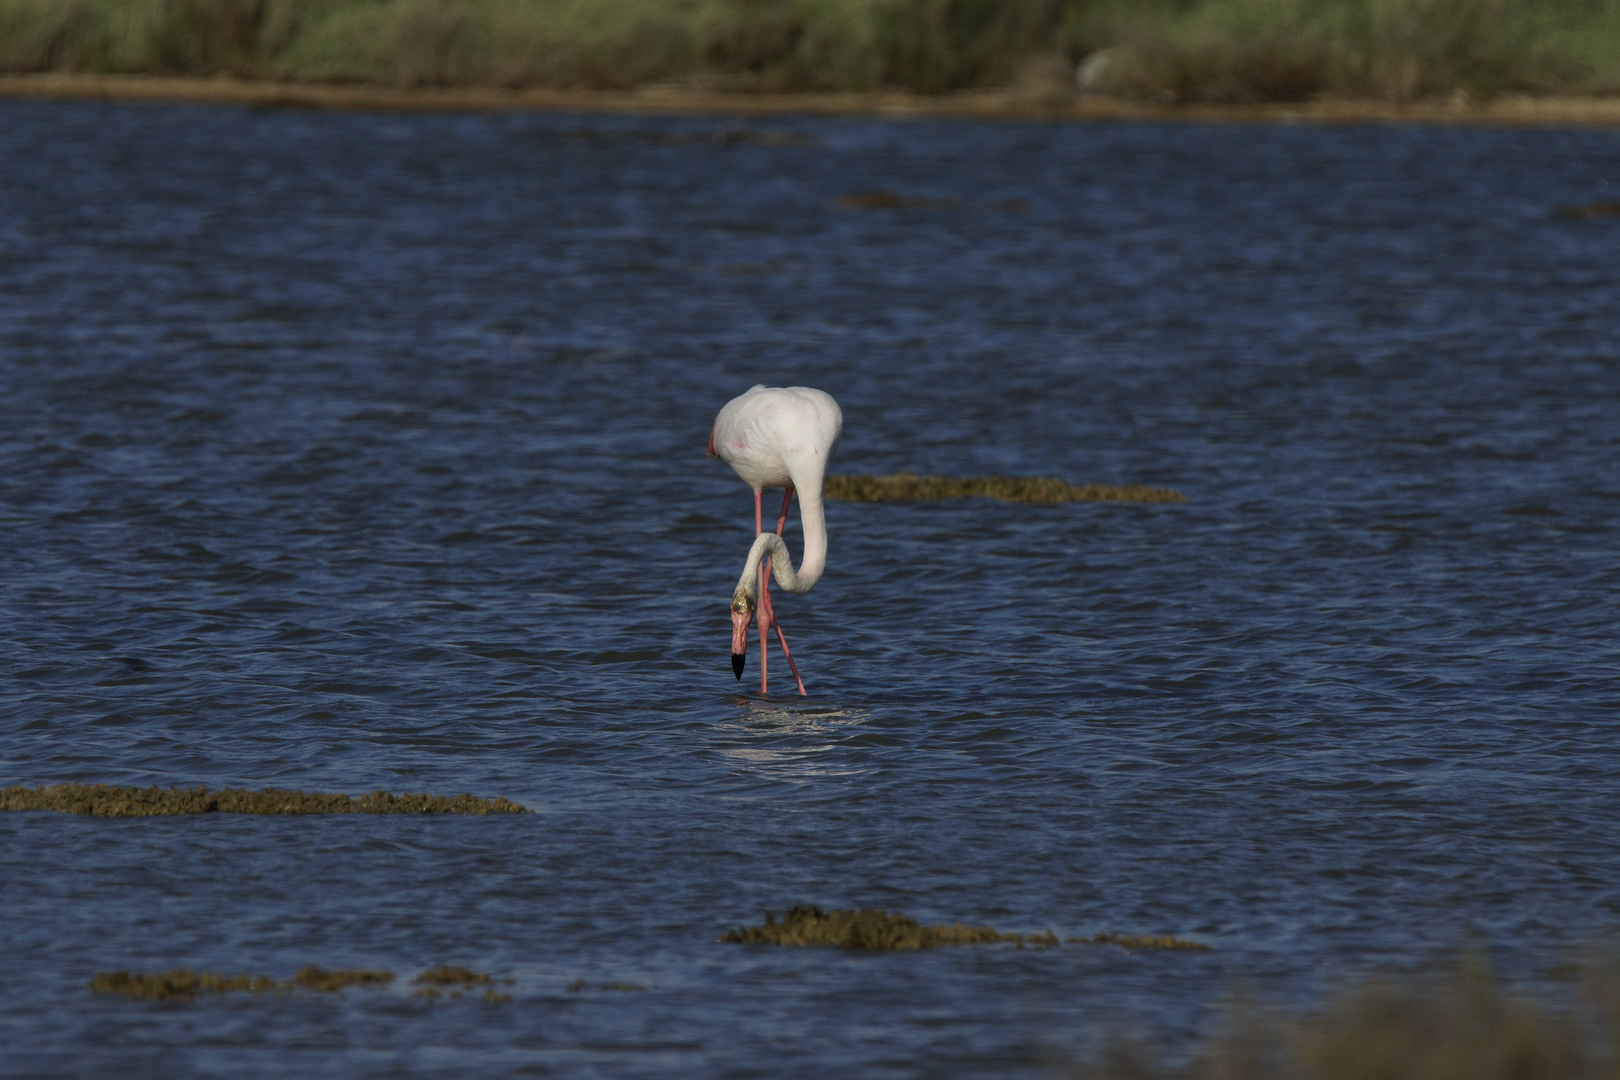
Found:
[1073,955,1620,1080]
[2,0,1619,102]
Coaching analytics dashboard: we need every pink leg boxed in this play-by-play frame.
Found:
[772,619,807,696]
[758,572,770,694]
[753,490,768,693]
[751,487,803,697]
[774,486,794,536]
[766,486,804,694]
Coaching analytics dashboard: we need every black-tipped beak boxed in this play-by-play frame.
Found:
[731,608,752,676]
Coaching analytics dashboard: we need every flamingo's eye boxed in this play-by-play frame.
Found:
[731,594,754,615]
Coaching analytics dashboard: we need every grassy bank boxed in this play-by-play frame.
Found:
[2,0,1619,103]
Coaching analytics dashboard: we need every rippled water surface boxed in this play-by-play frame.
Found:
[3,98,1620,1078]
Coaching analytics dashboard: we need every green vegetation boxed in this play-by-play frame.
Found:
[2,0,1619,101]
[0,782,527,816]
[824,473,1188,505]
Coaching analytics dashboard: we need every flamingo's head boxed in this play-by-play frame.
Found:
[730,588,754,679]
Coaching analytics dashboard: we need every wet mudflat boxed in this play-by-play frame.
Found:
[0,99,1618,1078]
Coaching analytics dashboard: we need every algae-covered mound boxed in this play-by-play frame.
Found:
[89,966,514,1001]
[1072,932,1212,951]
[350,791,527,815]
[720,905,1057,951]
[1,783,526,817]
[824,474,1187,505]
[91,967,390,1000]
[567,979,647,992]
[290,966,396,992]
[414,966,509,1001]
[90,969,281,1001]
[721,906,1211,953]
[414,965,493,988]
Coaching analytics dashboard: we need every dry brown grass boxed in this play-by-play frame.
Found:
[824,473,1188,505]
[0,782,527,816]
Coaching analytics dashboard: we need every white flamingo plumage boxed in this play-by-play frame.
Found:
[708,385,843,696]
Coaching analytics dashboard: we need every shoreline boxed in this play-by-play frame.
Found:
[4,73,1620,127]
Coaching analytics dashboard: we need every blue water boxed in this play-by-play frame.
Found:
[2,97,1619,1078]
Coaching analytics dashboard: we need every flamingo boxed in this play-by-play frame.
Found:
[708,385,843,696]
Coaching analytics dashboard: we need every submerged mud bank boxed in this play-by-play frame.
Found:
[825,474,1187,505]
[720,906,1207,952]
[0,783,527,816]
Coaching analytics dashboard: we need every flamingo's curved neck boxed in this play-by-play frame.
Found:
[792,482,827,587]
[732,484,828,608]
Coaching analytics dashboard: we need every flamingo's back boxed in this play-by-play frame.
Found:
[711,385,842,494]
